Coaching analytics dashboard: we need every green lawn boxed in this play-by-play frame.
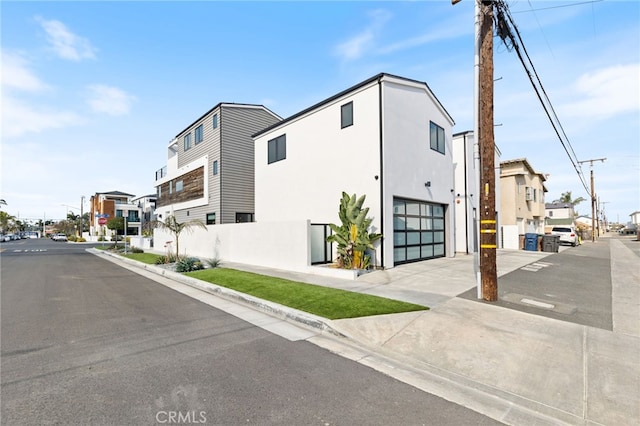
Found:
[122,252,162,264]
[186,268,428,320]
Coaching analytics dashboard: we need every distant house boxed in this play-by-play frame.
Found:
[499,158,547,249]
[154,103,281,226]
[89,191,140,237]
[253,73,455,268]
[545,202,575,232]
[131,194,157,234]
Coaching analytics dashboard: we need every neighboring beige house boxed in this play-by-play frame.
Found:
[545,202,575,232]
[499,158,548,249]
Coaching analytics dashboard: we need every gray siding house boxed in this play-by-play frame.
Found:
[154,103,281,225]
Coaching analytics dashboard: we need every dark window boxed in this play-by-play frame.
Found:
[212,160,218,175]
[195,124,203,144]
[341,101,353,128]
[236,213,254,223]
[184,133,192,151]
[430,121,445,154]
[206,213,216,225]
[267,134,286,164]
[212,114,218,129]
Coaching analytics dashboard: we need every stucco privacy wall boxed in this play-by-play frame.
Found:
[153,221,311,272]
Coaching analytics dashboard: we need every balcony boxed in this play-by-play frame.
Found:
[155,166,168,181]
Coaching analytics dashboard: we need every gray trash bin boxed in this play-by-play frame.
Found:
[542,235,559,253]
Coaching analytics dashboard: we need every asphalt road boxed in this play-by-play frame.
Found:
[1,239,501,425]
[458,235,619,330]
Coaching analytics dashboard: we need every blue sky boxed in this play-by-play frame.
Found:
[2,0,638,225]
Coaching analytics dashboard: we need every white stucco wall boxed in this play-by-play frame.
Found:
[255,80,382,230]
[381,80,456,266]
[452,132,477,254]
[153,221,311,273]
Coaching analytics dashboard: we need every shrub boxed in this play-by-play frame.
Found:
[76,237,86,242]
[154,252,178,264]
[205,257,222,269]
[131,247,144,253]
[176,257,204,273]
[68,235,78,242]
[98,236,106,241]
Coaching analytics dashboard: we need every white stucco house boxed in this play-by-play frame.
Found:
[253,73,456,269]
[451,130,502,255]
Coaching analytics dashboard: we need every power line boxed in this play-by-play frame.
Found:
[511,0,603,14]
[494,0,591,196]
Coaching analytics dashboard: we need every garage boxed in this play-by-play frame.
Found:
[393,198,446,264]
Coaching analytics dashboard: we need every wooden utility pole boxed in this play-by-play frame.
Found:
[478,0,497,301]
[578,158,606,242]
[452,0,497,300]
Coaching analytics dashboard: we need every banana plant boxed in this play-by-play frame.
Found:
[327,192,382,269]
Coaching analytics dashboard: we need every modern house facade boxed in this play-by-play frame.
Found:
[253,73,456,268]
[131,194,157,235]
[499,158,548,249]
[154,103,281,225]
[89,191,140,238]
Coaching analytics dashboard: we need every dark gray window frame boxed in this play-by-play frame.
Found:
[195,124,204,144]
[206,213,216,225]
[267,134,286,164]
[212,114,218,129]
[212,160,219,175]
[184,133,192,151]
[341,101,353,129]
[429,121,445,154]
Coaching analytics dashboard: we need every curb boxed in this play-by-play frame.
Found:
[87,248,346,338]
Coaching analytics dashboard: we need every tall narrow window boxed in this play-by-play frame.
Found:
[212,160,219,175]
[429,121,445,154]
[184,133,192,151]
[341,101,353,128]
[212,114,218,129]
[195,124,203,144]
[176,180,183,192]
[267,134,286,164]
[206,213,216,225]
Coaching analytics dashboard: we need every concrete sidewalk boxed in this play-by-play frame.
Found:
[92,235,639,425]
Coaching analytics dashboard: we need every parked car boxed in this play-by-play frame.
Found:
[0,234,10,242]
[52,233,68,242]
[551,226,579,247]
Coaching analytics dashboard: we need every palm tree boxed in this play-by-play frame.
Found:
[156,214,207,259]
[0,199,7,209]
[554,191,586,206]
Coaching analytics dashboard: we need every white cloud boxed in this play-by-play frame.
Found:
[0,49,83,137]
[36,16,97,61]
[561,63,640,119]
[86,84,136,116]
[1,96,83,138]
[1,50,50,92]
[334,9,392,61]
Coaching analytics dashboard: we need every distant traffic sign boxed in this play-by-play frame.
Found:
[98,218,107,225]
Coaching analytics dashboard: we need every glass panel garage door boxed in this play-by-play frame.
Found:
[393,198,445,264]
